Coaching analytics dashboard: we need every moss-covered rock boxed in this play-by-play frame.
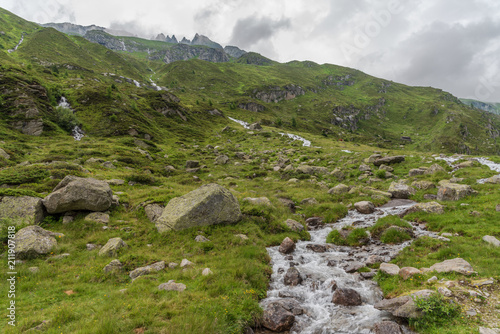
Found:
[0,196,45,225]
[155,183,241,232]
[15,225,63,259]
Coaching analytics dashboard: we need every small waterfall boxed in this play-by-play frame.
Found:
[8,33,25,53]
[435,155,500,183]
[58,97,84,141]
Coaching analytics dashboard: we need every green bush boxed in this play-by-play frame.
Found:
[326,230,347,245]
[380,227,411,244]
[370,215,412,238]
[54,106,79,132]
[410,293,460,331]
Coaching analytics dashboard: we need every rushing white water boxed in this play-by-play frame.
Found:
[228,117,311,146]
[133,80,141,87]
[8,33,24,53]
[58,97,84,141]
[262,200,444,334]
[149,79,162,91]
[341,150,353,153]
[435,155,500,183]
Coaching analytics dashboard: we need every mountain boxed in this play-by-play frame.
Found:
[41,22,105,36]
[460,98,500,115]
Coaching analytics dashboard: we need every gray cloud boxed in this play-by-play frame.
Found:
[229,16,291,49]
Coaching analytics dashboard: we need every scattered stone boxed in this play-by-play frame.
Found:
[86,243,99,251]
[202,268,213,276]
[354,201,375,214]
[437,182,476,201]
[279,237,296,254]
[380,263,400,276]
[168,262,178,269]
[328,184,350,195]
[437,287,452,297]
[466,309,477,317]
[158,280,186,292]
[408,168,427,177]
[344,261,365,273]
[46,253,70,261]
[156,183,241,232]
[84,212,110,224]
[373,321,403,334]
[28,267,39,273]
[332,288,362,306]
[106,179,125,185]
[234,234,249,240]
[284,219,304,232]
[427,276,438,283]
[300,197,318,205]
[483,235,500,247]
[284,267,303,286]
[15,226,62,259]
[130,261,165,279]
[243,197,272,206]
[424,164,446,175]
[180,259,194,268]
[375,290,434,319]
[194,235,209,242]
[42,176,113,214]
[402,202,444,216]
[411,180,435,190]
[457,160,475,168]
[473,279,495,287]
[99,238,127,257]
[214,154,229,164]
[144,204,164,222]
[486,176,500,184]
[0,148,10,159]
[103,259,123,273]
[305,217,323,230]
[388,182,416,199]
[479,328,500,334]
[185,160,199,168]
[373,156,405,166]
[262,302,295,332]
[379,164,394,172]
[429,258,474,275]
[359,164,371,172]
[399,267,421,280]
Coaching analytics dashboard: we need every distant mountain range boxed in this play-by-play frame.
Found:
[460,98,500,115]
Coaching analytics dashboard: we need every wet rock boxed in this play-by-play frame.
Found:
[284,219,304,232]
[262,302,295,332]
[305,217,323,230]
[354,201,375,214]
[332,288,362,306]
[388,182,416,199]
[373,156,405,166]
[156,183,241,232]
[99,238,127,257]
[103,259,123,273]
[328,183,350,195]
[361,272,376,279]
[429,258,474,275]
[437,182,476,201]
[482,235,500,247]
[380,263,400,276]
[306,244,327,253]
[243,197,272,206]
[130,261,165,279]
[158,280,186,292]
[344,261,365,273]
[42,176,113,214]
[284,267,303,286]
[373,321,403,334]
[279,237,296,254]
[399,267,421,280]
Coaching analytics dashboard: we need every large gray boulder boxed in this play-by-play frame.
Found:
[0,196,45,225]
[388,182,416,199]
[375,290,434,319]
[373,321,403,334]
[373,156,405,166]
[42,176,113,214]
[262,302,295,332]
[332,288,362,306]
[155,183,241,232]
[99,238,128,257]
[437,182,476,201]
[15,226,64,259]
[354,201,375,214]
[429,258,474,275]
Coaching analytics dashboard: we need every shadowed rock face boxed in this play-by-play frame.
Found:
[42,176,113,214]
[155,183,241,232]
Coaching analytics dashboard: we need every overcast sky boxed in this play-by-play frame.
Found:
[2,0,500,101]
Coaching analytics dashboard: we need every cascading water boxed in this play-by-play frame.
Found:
[435,155,500,183]
[261,200,443,334]
[228,117,311,147]
[8,32,25,53]
[58,97,84,141]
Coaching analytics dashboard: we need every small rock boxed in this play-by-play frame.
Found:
[344,261,365,273]
[284,267,303,286]
[380,263,400,276]
[300,198,318,205]
[180,259,194,268]
[437,287,452,297]
[399,267,421,280]
[284,219,304,232]
[28,267,39,273]
[99,238,127,257]
[483,235,500,247]
[373,321,403,334]
[158,280,186,292]
[103,259,123,273]
[234,234,249,240]
[84,212,110,224]
[279,237,296,254]
[332,288,362,306]
[429,258,474,275]
[427,276,438,283]
[243,197,272,206]
[479,327,500,334]
[130,261,165,279]
[261,302,295,332]
[354,201,375,214]
[306,244,327,253]
[168,262,178,269]
[195,235,210,242]
[202,268,213,276]
[466,309,477,316]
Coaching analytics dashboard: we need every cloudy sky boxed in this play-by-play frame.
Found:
[2,0,500,101]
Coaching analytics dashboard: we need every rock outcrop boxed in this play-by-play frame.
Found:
[0,196,45,225]
[42,176,113,214]
[254,85,305,103]
[15,226,63,259]
[155,183,241,232]
[437,182,476,201]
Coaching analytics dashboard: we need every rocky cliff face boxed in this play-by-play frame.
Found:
[224,45,247,58]
[254,85,305,103]
[84,30,127,51]
[161,44,229,64]
[191,33,222,49]
[42,22,105,36]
